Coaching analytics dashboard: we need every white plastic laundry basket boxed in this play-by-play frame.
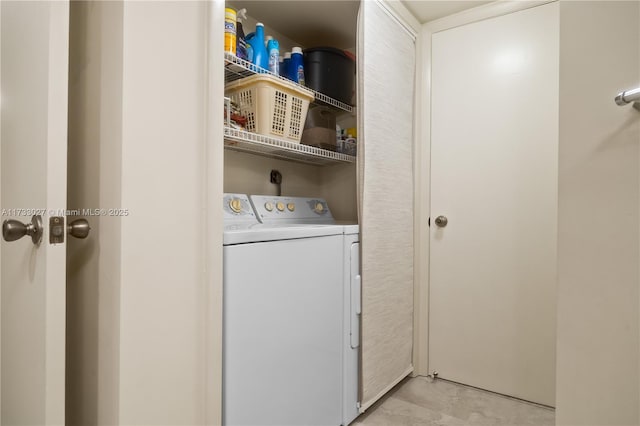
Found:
[225,74,315,143]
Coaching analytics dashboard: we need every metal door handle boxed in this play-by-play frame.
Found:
[68,218,90,239]
[435,215,448,228]
[2,215,43,244]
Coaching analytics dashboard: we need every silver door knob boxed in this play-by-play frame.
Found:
[434,215,448,228]
[68,218,90,239]
[2,215,43,244]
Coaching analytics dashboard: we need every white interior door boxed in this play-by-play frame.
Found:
[429,3,558,406]
[1,2,69,423]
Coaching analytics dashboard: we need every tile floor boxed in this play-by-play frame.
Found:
[353,377,555,426]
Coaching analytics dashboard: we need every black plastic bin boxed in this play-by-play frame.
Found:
[303,47,355,106]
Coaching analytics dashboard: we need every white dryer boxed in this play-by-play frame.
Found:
[341,223,360,426]
[223,194,360,426]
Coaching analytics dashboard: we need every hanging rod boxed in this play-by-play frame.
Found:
[615,87,640,106]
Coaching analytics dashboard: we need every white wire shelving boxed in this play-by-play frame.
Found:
[223,70,356,167]
[224,52,354,114]
[223,125,356,166]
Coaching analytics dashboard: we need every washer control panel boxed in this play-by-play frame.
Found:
[249,195,334,223]
[223,193,259,223]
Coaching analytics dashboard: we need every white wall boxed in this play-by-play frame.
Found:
[66,1,221,424]
[557,2,640,425]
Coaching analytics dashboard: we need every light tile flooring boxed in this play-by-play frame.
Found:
[353,377,555,426]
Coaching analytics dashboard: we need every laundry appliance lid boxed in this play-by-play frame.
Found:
[223,223,345,245]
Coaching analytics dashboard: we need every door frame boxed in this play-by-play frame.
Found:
[412,0,557,377]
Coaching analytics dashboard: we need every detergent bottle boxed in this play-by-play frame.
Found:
[224,7,236,55]
[282,51,291,78]
[289,47,305,85]
[250,23,269,70]
[266,37,280,75]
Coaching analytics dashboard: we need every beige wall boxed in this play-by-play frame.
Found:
[67,2,123,424]
[224,151,323,197]
[66,1,219,424]
[118,2,209,424]
[319,163,357,222]
[557,2,640,425]
[224,152,358,222]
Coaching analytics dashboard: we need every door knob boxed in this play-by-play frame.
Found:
[434,215,448,228]
[2,215,44,244]
[67,218,90,239]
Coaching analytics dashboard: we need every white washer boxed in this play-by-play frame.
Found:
[223,194,360,426]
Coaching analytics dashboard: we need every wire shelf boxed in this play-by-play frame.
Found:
[224,126,356,166]
[224,52,354,114]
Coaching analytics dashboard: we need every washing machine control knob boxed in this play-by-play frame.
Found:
[229,198,243,213]
[264,202,274,212]
[314,202,324,213]
[287,203,295,212]
[276,202,285,212]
